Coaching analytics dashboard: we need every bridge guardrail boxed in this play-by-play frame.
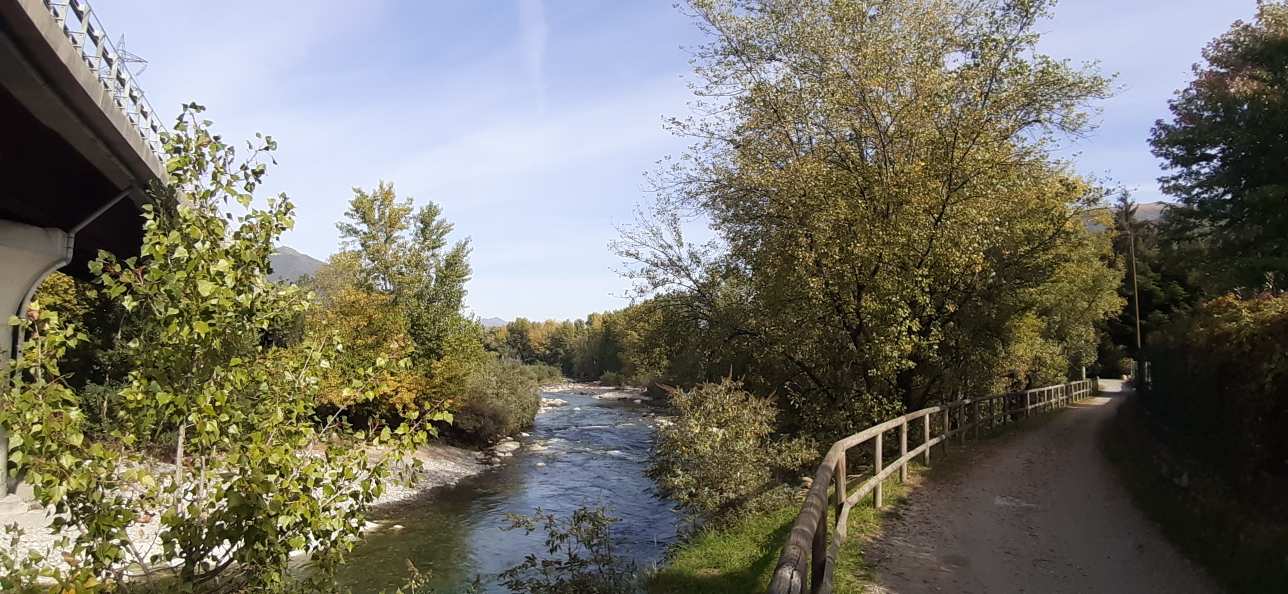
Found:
[44,0,164,158]
[767,377,1098,594]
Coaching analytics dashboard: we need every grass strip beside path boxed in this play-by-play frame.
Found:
[648,475,914,594]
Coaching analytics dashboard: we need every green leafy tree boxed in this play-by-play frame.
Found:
[1150,1,1288,291]
[0,105,427,592]
[331,183,488,426]
[1099,194,1201,366]
[337,182,474,364]
[619,0,1118,438]
[28,272,131,392]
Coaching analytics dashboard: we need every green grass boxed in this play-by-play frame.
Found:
[1102,397,1288,593]
[647,474,915,594]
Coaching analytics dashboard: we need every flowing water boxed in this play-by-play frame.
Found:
[334,390,680,593]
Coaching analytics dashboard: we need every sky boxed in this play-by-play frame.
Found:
[91,0,1258,321]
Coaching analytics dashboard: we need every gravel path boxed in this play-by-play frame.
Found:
[863,380,1221,594]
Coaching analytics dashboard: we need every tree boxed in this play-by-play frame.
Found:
[619,0,1118,438]
[1150,1,1288,291]
[1095,193,1201,367]
[337,182,474,364]
[332,182,486,420]
[28,272,131,392]
[0,105,427,591]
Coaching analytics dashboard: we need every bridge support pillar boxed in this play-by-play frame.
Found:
[0,220,71,498]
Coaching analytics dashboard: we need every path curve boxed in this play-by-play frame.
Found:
[863,380,1221,593]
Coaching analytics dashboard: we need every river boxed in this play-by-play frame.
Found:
[333,389,681,593]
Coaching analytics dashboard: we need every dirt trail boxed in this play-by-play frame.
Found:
[863,380,1220,593]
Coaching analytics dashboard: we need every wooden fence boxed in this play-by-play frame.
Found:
[766,378,1099,594]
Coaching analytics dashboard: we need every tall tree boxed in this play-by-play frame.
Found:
[1150,1,1288,291]
[337,182,475,363]
[1099,194,1201,363]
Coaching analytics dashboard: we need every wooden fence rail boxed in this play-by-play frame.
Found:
[767,377,1099,594]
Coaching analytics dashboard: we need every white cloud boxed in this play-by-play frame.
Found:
[385,75,689,209]
[518,0,549,112]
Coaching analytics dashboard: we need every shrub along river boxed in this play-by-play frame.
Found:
[333,389,680,593]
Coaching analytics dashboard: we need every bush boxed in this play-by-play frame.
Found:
[454,357,541,443]
[1144,292,1288,510]
[522,363,564,386]
[498,507,635,594]
[649,380,816,519]
[599,371,625,387]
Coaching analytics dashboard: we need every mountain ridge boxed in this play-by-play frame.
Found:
[269,246,325,282]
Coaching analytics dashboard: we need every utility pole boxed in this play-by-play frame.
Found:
[1124,208,1142,353]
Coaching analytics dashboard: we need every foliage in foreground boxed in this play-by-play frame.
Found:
[498,507,636,594]
[0,105,427,592]
[648,479,911,594]
[1104,397,1288,594]
[1142,292,1288,511]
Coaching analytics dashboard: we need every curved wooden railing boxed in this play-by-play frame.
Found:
[766,378,1098,594]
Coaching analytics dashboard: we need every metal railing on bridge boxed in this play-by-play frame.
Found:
[767,377,1099,594]
[43,0,164,159]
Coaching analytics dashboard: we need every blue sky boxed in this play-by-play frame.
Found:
[93,0,1256,321]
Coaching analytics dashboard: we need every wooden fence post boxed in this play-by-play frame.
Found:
[811,498,826,592]
[874,432,883,509]
[923,413,931,465]
[973,401,980,440]
[942,409,950,452]
[899,419,908,482]
[835,451,846,522]
[957,404,965,445]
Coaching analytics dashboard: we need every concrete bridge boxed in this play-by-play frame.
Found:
[1,0,161,496]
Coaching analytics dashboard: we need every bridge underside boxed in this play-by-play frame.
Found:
[0,84,144,276]
[1,0,164,496]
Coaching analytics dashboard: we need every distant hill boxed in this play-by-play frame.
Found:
[269,246,325,283]
[480,317,508,329]
[1085,200,1169,232]
[1135,201,1167,223]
